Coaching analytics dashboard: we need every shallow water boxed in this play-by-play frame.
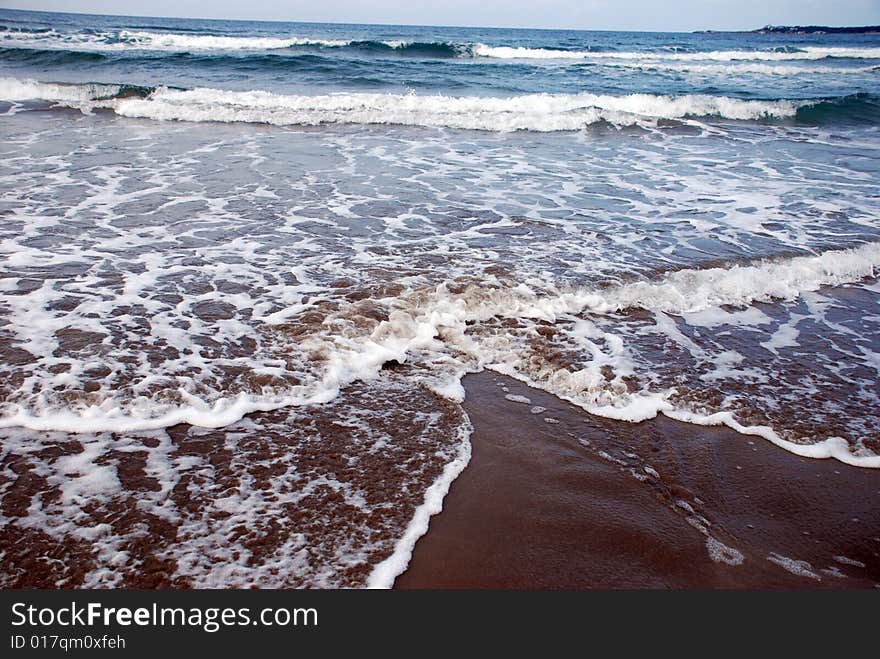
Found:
[1,8,878,587]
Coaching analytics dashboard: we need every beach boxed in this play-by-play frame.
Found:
[398,372,880,588]
[1,8,879,589]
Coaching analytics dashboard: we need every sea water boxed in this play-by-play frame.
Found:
[1,8,878,587]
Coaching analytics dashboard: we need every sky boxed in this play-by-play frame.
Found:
[2,1,880,31]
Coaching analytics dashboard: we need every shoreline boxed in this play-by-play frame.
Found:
[396,371,880,588]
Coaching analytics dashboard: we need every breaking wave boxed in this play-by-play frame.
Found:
[4,77,878,130]
[0,77,154,103]
[1,77,836,131]
[4,27,880,63]
[472,44,880,61]
[0,238,877,467]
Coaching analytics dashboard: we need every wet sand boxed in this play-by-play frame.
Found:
[396,372,880,588]
[0,373,467,589]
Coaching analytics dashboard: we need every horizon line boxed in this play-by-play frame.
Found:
[4,5,874,35]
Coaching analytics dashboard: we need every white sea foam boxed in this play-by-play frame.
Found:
[118,87,803,128]
[0,77,127,103]
[3,37,879,593]
[663,408,879,468]
[706,536,745,565]
[2,240,876,465]
[366,420,472,588]
[833,555,866,568]
[613,61,880,76]
[767,552,823,580]
[0,78,806,131]
[0,377,471,588]
[474,44,880,62]
[0,112,877,479]
[0,29,446,53]
[117,30,349,50]
[5,27,880,65]
[0,28,350,51]
[599,242,880,314]
[426,242,880,321]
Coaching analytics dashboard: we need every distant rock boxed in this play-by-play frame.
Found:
[752,25,880,35]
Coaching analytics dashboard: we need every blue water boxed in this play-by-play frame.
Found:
[2,8,879,99]
[1,9,880,588]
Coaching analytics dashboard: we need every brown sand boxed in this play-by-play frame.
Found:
[0,373,466,589]
[396,372,880,588]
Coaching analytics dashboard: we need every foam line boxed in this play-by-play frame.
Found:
[0,243,877,466]
[0,78,808,131]
[473,44,880,61]
[366,420,472,588]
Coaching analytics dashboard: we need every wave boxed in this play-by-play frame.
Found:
[0,77,154,103]
[0,45,107,65]
[0,44,344,73]
[0,241,877,467]
[4,44,876,88]
[344,39,467,58]
[115,30,350,50]
[122,24,213,33]
[1,77,818,131]
[3,46,877,80]
[390,240,880,469]
[461,242,880,468]
[0,28,350,51]
[112,88,804,130]
[473,44,880,61]
[0,28,464,55]
[597,60,880,76]
[5,27,880,63]
[5,78,876,130]
[0,25,54,34]
[591,242,880,315]
[795,92,880,125]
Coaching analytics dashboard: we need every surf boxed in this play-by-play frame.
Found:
[4,77,845,131]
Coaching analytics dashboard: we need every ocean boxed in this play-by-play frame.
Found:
[0,8,878,588]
